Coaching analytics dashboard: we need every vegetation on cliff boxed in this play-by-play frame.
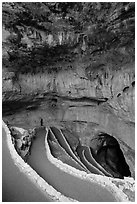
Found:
[2,2,135,75]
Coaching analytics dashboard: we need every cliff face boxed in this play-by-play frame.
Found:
[3,62,135,124]
[2,27,135,125]
[54,64,135,123]
[2,26,80,50]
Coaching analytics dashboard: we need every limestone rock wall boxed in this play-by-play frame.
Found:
[55,64,135,122]
[3,63,135,123]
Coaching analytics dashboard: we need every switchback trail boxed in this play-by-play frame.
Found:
[27,128,116,202]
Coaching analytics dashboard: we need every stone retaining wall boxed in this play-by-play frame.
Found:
[45,127,135,202]
[2,121,77,202]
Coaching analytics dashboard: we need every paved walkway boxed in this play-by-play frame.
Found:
[2,128,50,202]
[27,128,116,202]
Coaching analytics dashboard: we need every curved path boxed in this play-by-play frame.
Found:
[2,128,50,202]
[76,146,104,175]
[84,146,112,177]
[47,129,86,171]
[27,128,116,202]
[50,127,89,171]
[50,127,110,176]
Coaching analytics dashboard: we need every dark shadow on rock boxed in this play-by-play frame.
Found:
[123,86,129,93]
[132,81,135,87]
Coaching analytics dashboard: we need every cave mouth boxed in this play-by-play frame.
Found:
[90,132,131,179]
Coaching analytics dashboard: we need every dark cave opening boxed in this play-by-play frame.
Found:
[90,132,131,179]
[132,81,135,87]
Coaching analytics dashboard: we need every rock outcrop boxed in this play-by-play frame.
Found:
[54,64,135,123]
[3,62,135,124]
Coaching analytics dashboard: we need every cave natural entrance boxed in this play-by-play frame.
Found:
[90,132,131,179]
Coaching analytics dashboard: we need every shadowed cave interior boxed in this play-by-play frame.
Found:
[89,132,131,179]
